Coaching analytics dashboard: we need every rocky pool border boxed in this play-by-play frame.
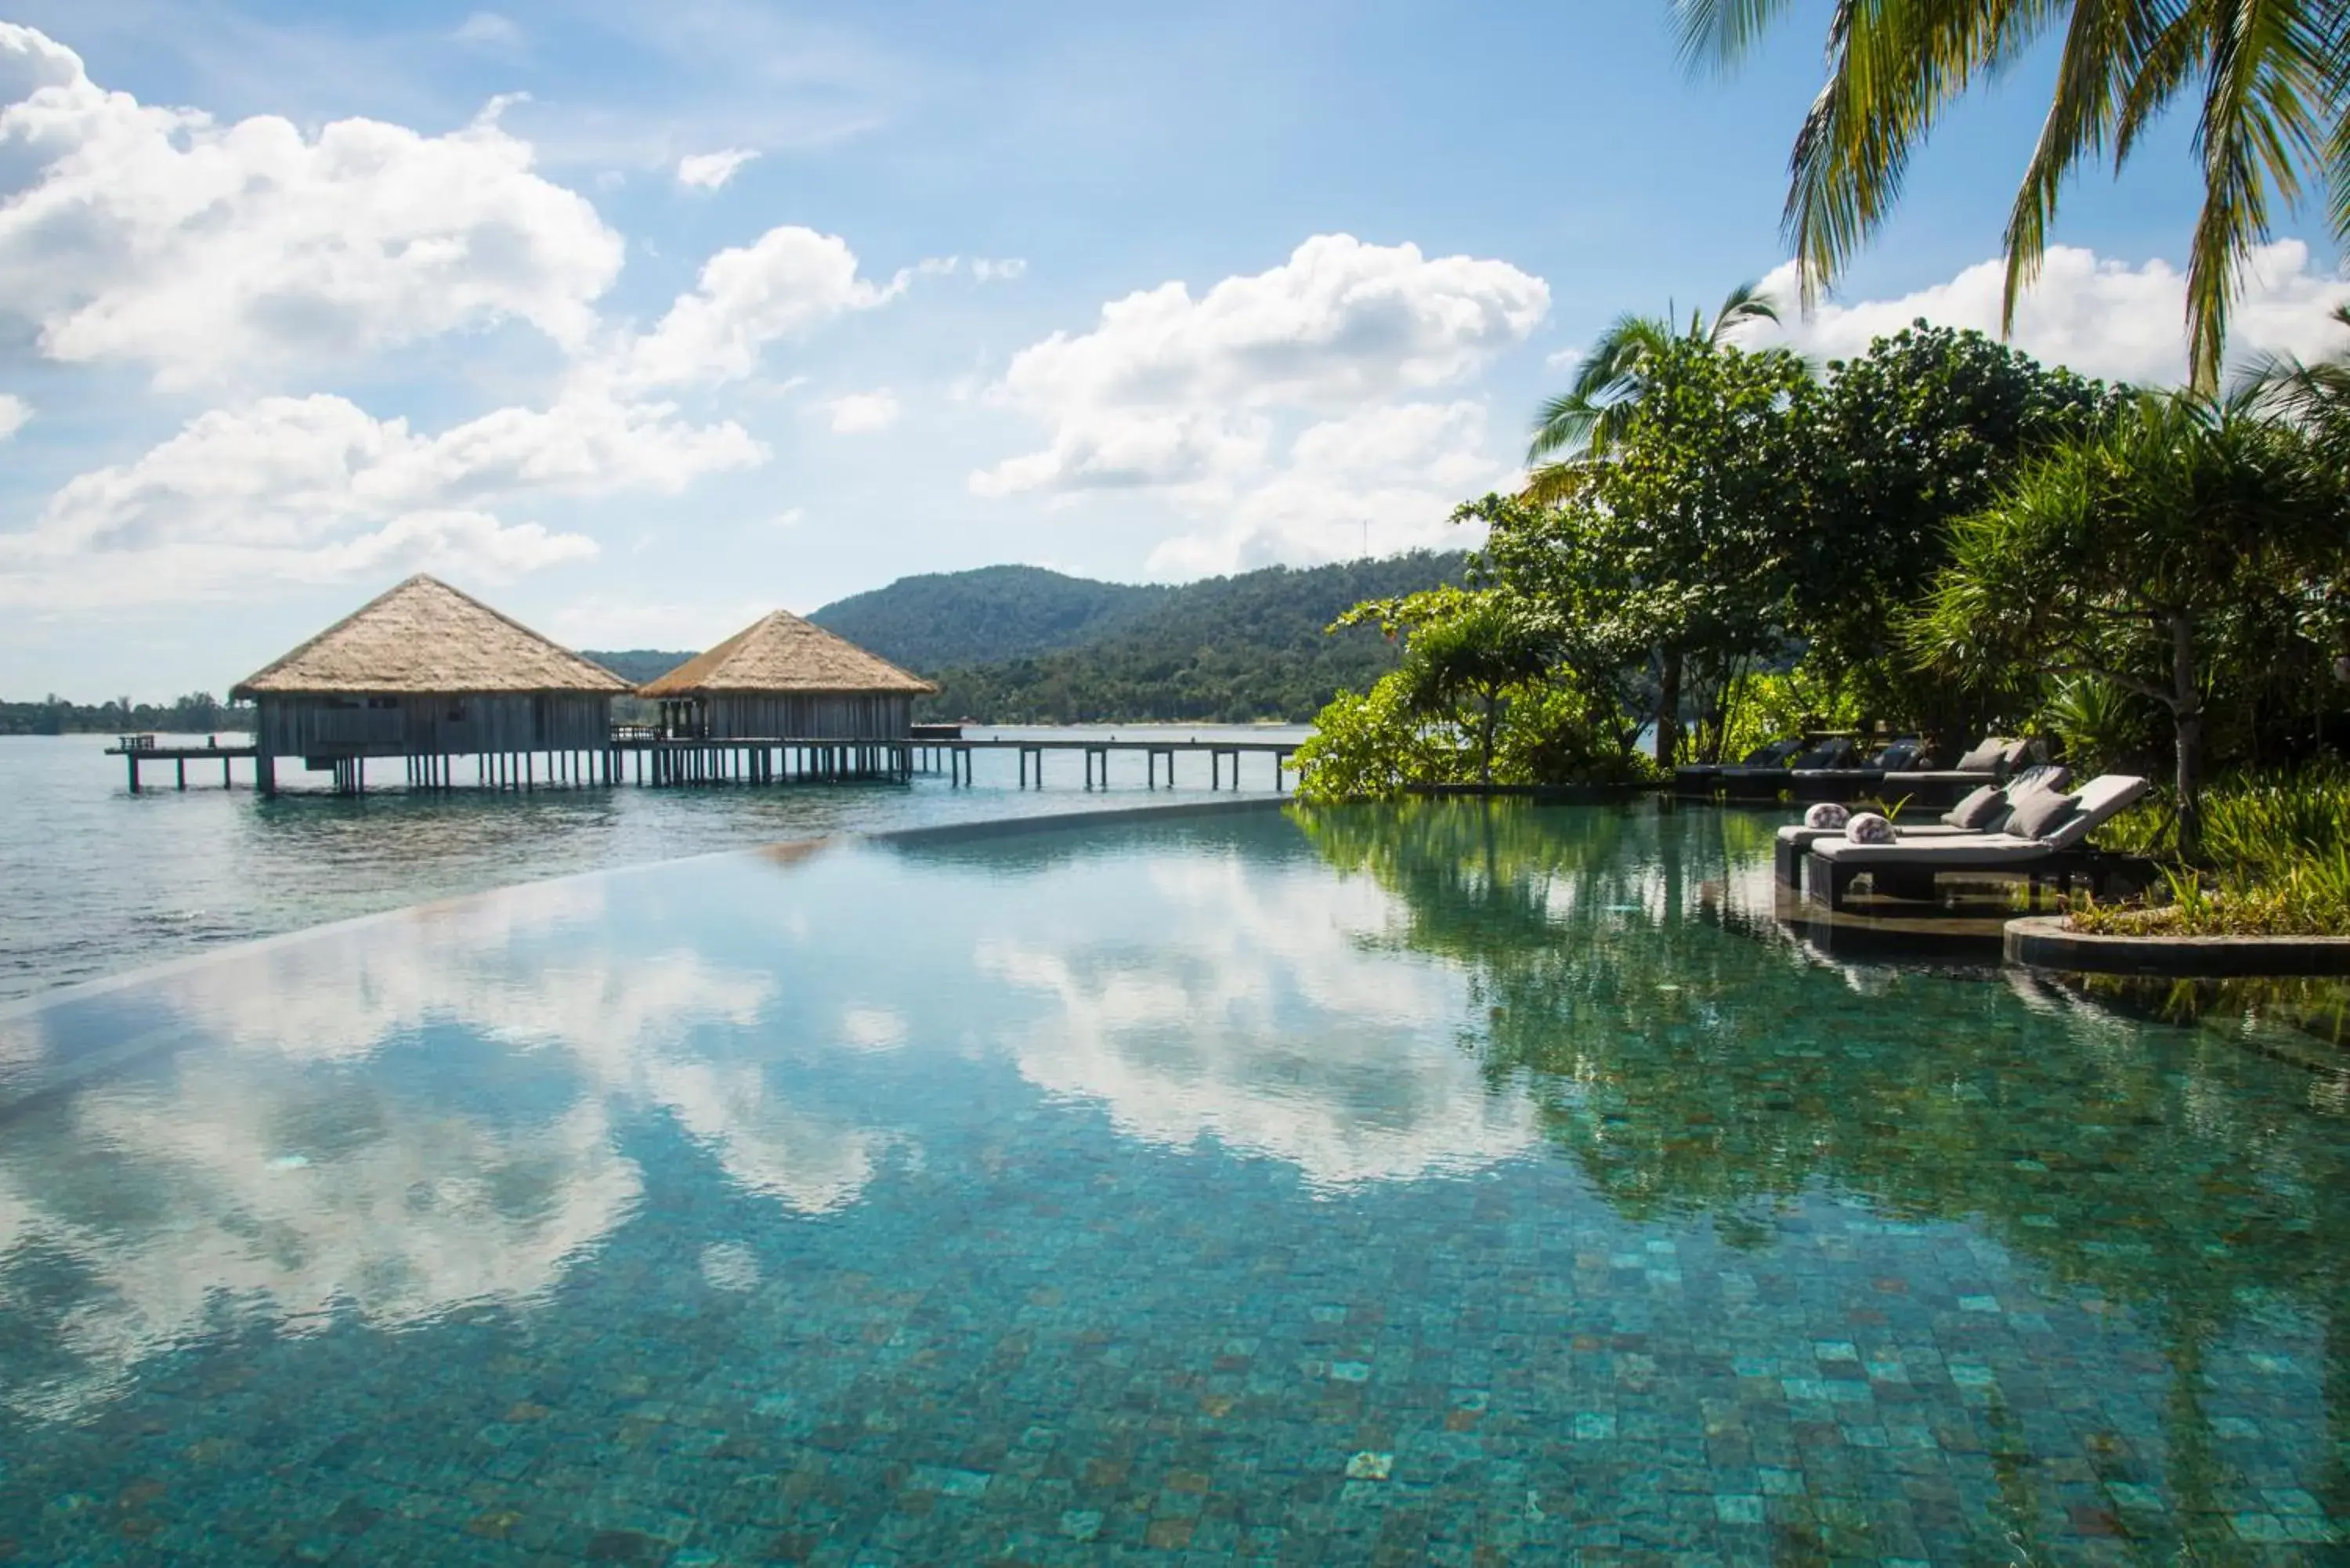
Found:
[2004,914,2350,977]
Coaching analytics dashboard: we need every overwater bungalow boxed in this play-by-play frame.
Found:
[231,574,630,793]
[637,609,935,742]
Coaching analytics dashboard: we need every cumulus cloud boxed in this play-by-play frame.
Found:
[825,388,899,433]
[0,24,622,389]
[973,234,1546,570]
[617,225,905,387]
[1755,240,2350,385]
[0,392,27,439]
[974,233,1546,497]
[1148,401,1509,577]
[0,391,761,606]
[971,257,1027,282]
[676,147,758,189]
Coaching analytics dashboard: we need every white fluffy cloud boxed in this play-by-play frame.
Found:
[0,25,927,615]
[1,391,762,605]
[1148,401,1509,576]
[974,234,1546,571]
[975,233,1546,496]
[0,25,622,389]
[1755,240,2350,384]
[618,225,905,388]
[826,388,900,433]
[677,147,759,189]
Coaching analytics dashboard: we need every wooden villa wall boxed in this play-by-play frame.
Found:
[256,693,613,758]
[703,693,914,740]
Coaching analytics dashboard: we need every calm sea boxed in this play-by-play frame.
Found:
[0,726,1305,1006]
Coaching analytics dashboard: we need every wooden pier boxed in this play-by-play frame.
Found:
[107,735,262,793]
[105,732,1300,795]
[922,738,1298,792]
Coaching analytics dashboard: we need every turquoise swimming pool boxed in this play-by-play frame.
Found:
[0,802,2343,1563]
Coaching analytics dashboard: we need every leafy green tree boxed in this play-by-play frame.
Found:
[1336,587,1556,784]
[1793,322,2124,742]
[1673,0,2350,390]
[1523,281,1782,500]
[1560,336,1817,764]
[1912,391,2348,856]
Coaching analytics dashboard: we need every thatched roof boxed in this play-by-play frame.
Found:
[232,576,631,698]
[638,610,935,697]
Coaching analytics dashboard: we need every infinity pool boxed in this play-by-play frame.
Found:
[0,802,2343,1563]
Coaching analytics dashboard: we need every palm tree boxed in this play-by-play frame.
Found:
[1672,0,2350,393]
[1520,280,1781,504]
[1520,282,1789,768]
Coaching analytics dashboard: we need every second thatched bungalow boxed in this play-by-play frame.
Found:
[231,575,631,793]
[638,610,936,746]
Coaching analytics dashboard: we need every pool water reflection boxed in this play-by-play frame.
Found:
[0,802,2343,1563]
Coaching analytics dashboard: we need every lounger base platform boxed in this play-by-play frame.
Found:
[1773,824,1971,887]
[1799,844,2156,915]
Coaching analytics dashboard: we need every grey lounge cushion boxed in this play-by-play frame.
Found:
[2007,789,2078,843]
[2041,775,2151,851]
[1943,785,2006,830]
[2006,764,2070,798]
[1777,822,1973,848]
[1954,738,2010,771]
[1872,738,1926,770]
[1810,833,2048,866]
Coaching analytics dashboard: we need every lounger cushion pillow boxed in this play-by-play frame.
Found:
[1954,739,2009,771]
[1943,785,2006,830]
[1845,812,1894,844]
[1804,802,1850,829]
[2008,789,2078,843]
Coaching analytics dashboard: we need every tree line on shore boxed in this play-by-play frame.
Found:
[0,693,253,736]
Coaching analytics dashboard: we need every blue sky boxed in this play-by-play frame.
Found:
[2,0,2345,699]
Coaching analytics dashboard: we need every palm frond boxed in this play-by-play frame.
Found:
[1669,0,1806,71]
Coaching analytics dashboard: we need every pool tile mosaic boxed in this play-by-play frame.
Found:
[0,804,2344,1563]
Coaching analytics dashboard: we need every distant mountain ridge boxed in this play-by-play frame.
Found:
[808,565,1172,671]
[584,551,1470,722]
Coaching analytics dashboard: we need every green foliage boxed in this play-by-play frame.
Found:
[0,693,252,736]
[1297,582,1658,800]
[809,565,1169,671]
[2040,674,2165,779]
[1674,0,2350,391]
[2070,761,2350,934]
[1713,666,1865,765]
[1791,322,2121,737]
[1292,671,1452,803]
[914,554,1470,723]
[1911,390,2349,856]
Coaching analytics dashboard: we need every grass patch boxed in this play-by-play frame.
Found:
[2063,761,2350,938]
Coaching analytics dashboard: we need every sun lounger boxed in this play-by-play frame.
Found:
[1787,736,1932,801]
[1880,737,2039,808]
[1799,775,2149,912]
[1716,737,1861,801]
[1770,766,2070,885]
[1674,738,1801,797]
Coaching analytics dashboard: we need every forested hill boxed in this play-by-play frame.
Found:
[915,553,1469,723]
[583,552,1470,723]
[807,565,1170,670]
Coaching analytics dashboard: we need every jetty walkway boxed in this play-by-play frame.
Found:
[105,731,1299,795]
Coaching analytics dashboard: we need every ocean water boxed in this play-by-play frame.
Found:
[0,728,1303,1006]
[0,801,2343,1563]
